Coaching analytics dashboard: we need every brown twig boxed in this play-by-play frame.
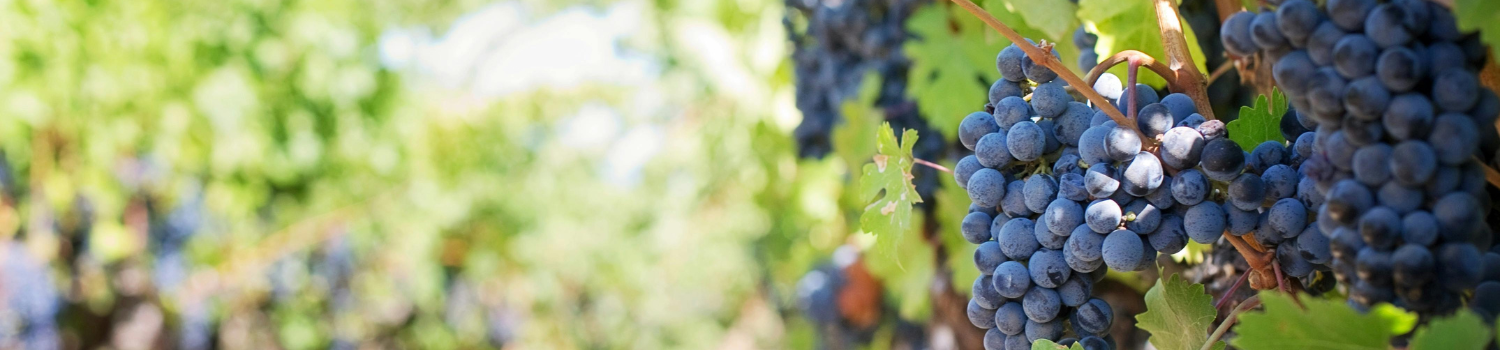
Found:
[945,0,1144,140]
[1084,50,1183,93]
[1207,60,1235,85]
[1153,0,1215,120]
[1215,271,1250,310]
[1476,155,1500,189]
[1202,295,1262,350]
[1222,232,1276,290]
[914,158,952,174]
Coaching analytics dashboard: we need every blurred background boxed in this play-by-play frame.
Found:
[0,0,1249,348]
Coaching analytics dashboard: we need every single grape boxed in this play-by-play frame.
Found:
[968,169,1008,210]
[975,275,1005,309]
[990,79,1025,105]
[1078,125,1113,165]
[984,329,1007,350]
[999,218,1041,261]
[1084,164,1120,200]
[1025,318,1063,342]
[1044,198,1084,237]
[1229,173,1267,211]
[1121,152,1164,196]
[1149,214,1188,254]
[963,211,994,244]
[1376,182,1422,214]
[1329,226,1367,261]
[1275,50,1317,94]
[1392,244,1435,289]
[1428,113,1478,166]
[1433,192,1481,242]
[1384,93,1434,140]
[1325,179,1373,225]
[1035,212,1068,250]
[1221,11,1259,57]
[1008,121,1046,162]
[1177,113,1207,129]
[1401,211,1439,247]
[1355,247,1394,286]
[960,112,1000,150]
[1067,225,1106,262]
[1104,125,1142,162]
[1307,22,1346,65]
[992,261,1032,299]
[1364,4,1412,48]
[1267,198,1308,237]
[1029,249,1070,289]
[1262,164,1298,200]
[1031,81,1070,118]
[1023,46,1061,84]
[1023,174,1059,214]
[1054,153,1085,176]
[1358,206,1401,250]
[1002,180,1032,217]
[975,131,1014,169]
[1278,243,1315,278]
[1376,46,1422,92]
[997,44,1026,82]
[1333,34,1377,79]
[994,302,1026,335]
[1052,276,1091,310]
[1227,205,1259,236]
[1252,11,1289,50]
[1389,140,1436,186]
[1307,68,1349,124]
[1160,127,1205,170]
[1277,0,1321,45]
[1328,0,1376,31]
[1138,102,1175,138]
[1085,199,1123,234]
[1184,202,1228,243]
[1145,175,1176,210]
[1055,102,1093,146]
[1297,225,1332,264]
[1248,140,1287,173]
[1073,298,1113,335]
[1093,73,1124,101]
[969,299,998,329]
[1438,243,1484,292]
[1058,173,1090,202]
[1123,199,1162,233]
[1201,138,1246,175]
[1343,77,1390,121]
[1433,69,1480,112]
[1101,229,1144,271]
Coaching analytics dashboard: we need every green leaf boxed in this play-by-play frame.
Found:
[1226,88,1287,150]
[859,123,923,237]
[834,72,886,174]
[1031,339,1085,350]
[1078,0,1210,88]
[863,211,935,320]
[995,0,1078,42]
[1455,0,1500,62]
[1136,273,1224,350]
[1410,310,1493,350]
[1231,292,1417,350]
[905,6,1002,135]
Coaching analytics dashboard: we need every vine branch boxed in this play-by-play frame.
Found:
[1153,0,1215,120]
[1203,295,1262,350]
[1084,50,1183,93]
[945,0,1145,141]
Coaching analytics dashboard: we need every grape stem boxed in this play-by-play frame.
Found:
[913,158,952,174]
[1221,232,1278,290]
[943,0,1145,141]
[1152,0,1215,120]
[1084,50,1183,98]
[1214,270,1250,310]
[1206,60,1235,85]
[1202,295,1262,350]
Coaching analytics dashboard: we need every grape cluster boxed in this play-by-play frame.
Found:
[1222,0,1500,316]
[785,0,925,159]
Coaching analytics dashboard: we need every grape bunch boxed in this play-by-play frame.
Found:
[1221,0,1500,316]
[0,243,62,349]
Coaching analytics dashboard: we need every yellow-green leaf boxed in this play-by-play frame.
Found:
[1231,292,1417,350]
[1078,0,1209,88]
[859,123,922,237]
[1409,310,1492,350]
[1137,273,1224,350]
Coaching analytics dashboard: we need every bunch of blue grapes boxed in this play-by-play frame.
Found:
[1221,0,1500,317]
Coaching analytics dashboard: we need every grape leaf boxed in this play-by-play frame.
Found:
[859,123,923,237]
[1409,310,1492,350]
[863,210,935,320]
[905,6,1000,136]
[1137,273,1224,350]
[995,0,1078,43]
[1231,292,1417,350]
[1226,88,1287,150]
[1078,0,1210,88]
[834,72,885,175]
[1455,0,1500,62]
[1031,339,1084,350]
